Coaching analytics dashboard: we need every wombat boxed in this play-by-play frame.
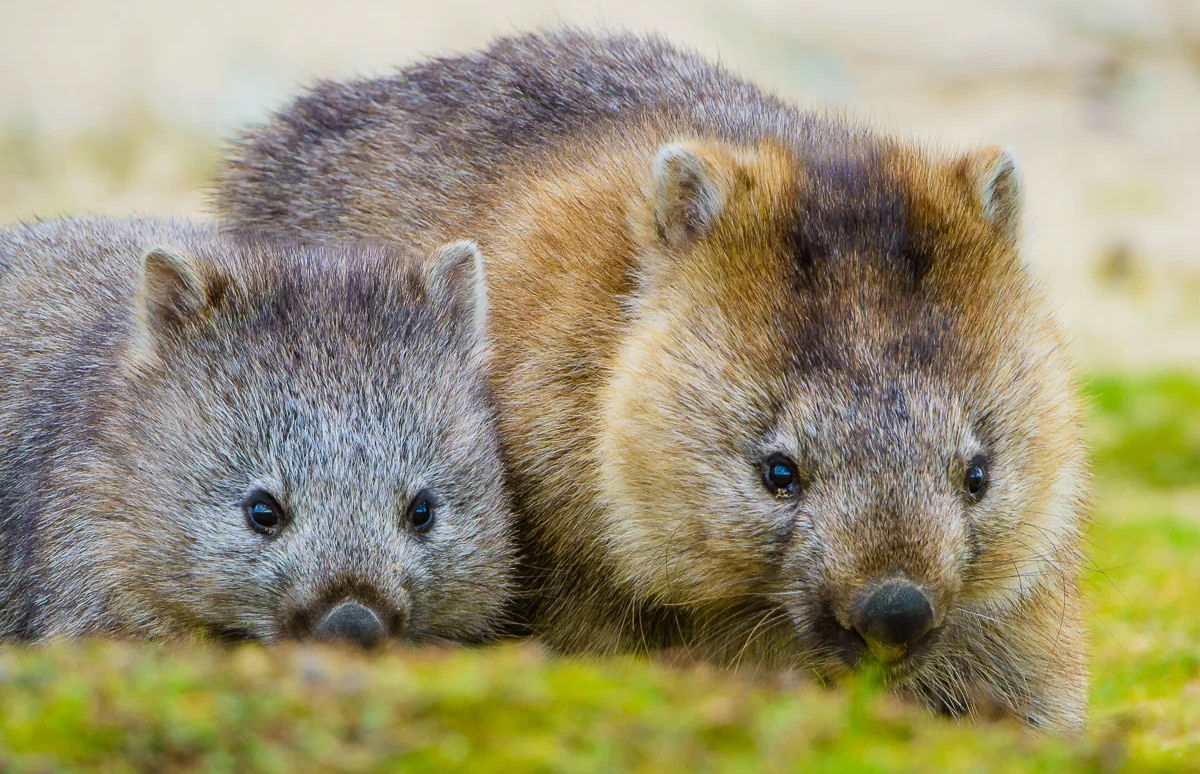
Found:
[215,31,1090,728]
[0,217,515,646]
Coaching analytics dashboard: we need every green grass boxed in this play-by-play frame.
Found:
[1086,374,1200,489]
[1,372,1197,773]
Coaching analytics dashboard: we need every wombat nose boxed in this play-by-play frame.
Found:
[314,601,387,648]
[853,581,935,662]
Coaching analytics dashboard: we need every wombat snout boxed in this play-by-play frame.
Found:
[313,601,391,648]
[852,580,937,662]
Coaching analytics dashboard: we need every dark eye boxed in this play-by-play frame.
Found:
[761,453,801,499]
[963,454,990,502]
[243,490,287,536]
[407,490,436,534]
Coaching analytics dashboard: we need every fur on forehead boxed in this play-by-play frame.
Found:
[125,235,490,392]
[644,140,1043,390]
[207,237,427,308]
[160,236,475,344]
[780,144,1025,292]
[649,136,1026,291]
[806,144,1019,277]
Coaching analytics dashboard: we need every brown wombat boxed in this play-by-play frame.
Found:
[215,31,1090,728]
[0,217,516,646]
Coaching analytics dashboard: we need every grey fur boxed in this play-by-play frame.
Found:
[214,29,861,247]
[0,217,516,642]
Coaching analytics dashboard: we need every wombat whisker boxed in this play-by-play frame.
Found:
[732,607,791,670]
[953,607,1003,626]
[658,588,778,608]
[1027,578,1076,698]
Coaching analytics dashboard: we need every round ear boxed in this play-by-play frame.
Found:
[424,239,489,338]
[141,245,211,327]
[954,146,1024,241]
[651,142,729,250]
[133,245,223,358]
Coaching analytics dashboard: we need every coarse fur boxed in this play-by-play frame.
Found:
[215,30,1090,729]
[0,217,515,643]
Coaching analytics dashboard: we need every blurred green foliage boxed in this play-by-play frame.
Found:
[1086,374,1200,488]
[0,373,1197,773]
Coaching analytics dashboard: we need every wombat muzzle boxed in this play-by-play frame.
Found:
[852,581,936,662]
[314,601,388,648]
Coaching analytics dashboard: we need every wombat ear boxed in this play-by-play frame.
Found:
[138,245,218,334]
[955,146,1023,241]
[651,142,730,250]
[425,239,488,336]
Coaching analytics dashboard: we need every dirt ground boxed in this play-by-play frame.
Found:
[2,0,1197,371]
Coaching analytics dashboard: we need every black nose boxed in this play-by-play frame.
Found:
[853,581,935,661]
[314,601,387,648]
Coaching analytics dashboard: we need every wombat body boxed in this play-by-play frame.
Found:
[0,217,515,645]
[217,31,1089,728]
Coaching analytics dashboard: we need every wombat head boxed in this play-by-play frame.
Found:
[106,237,514,645]
[599,139,1087,717]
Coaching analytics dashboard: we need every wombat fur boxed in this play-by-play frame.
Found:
[216,30,1090,728]
[0,217,515,645]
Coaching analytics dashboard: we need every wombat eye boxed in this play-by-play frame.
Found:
[963,454,990,502]
[761,453,801,499]
[243,490,287,536]
[407,490,436,534]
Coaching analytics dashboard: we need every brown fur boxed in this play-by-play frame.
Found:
[0,217,516,643]
[215,30,1089,729]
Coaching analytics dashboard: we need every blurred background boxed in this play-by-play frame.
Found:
[2,0,1198,370]
[0,1,1197,770]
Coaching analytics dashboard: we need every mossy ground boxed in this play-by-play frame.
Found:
[1,374,1196,773]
